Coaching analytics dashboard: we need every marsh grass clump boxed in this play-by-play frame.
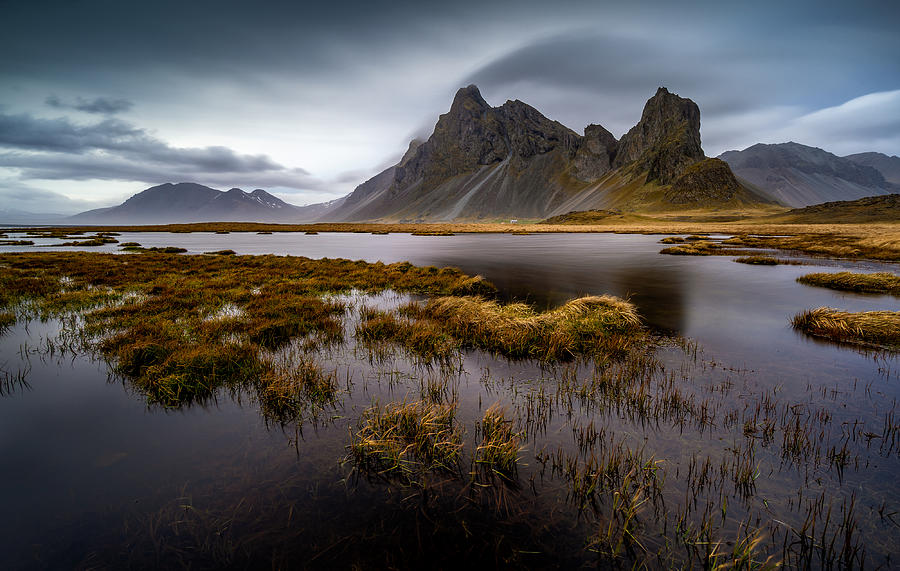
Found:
[792,308,900,350]
[411,231,454,236]
[660,241,721,256]
[59,234,119,247]
[0,251,497,408]
[660,236,685,244]
[348,400,462,484]
[475,403,520,478]
[405,294,642,360]
[0,311,15,333]
[734,255,778,265]
[797,271,900,296]
[206,249,236,256]
[0,239,35,245]
[355,311,459,360]
[256,357,338,425]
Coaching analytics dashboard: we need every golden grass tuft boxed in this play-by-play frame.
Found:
[408,294,642,360]
[0,310,15,332]
[797,271,900,296]
[660,241,722,256]
[348,400,462,483]
[475,403,520,478]
[792,307,900,350]
[734,255,778,265]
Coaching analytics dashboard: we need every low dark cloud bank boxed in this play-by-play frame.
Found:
[0,110,321,190]
[45,95,134,115]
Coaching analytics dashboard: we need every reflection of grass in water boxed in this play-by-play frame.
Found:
[797,271,900,296]
[792,307,900,350]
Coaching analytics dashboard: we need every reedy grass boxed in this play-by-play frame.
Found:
[660,241,722,256]
[256,356,338,426]
[734,255,782,265]
[355,310,459,360]
[348,399,462,484]
[0,252,498,410]
[792,307,900,350]
[0,310,14,333]
[403,294,643,361]
[475,403,520,478]
[797,271,900,296]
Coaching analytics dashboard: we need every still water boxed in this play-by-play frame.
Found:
[1,232,898,568]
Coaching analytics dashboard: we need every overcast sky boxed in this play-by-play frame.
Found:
[1,0,898,214]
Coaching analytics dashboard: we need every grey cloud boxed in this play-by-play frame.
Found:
[0,183,100,214]
[0,110,299,175]
[0,110,326,191]
[46,95,134,115]
[0,151,325,191]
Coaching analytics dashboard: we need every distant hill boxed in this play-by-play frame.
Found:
[844,152,900,185]
[0,208,68,225]
[719,142,896,207]
[324,85,769,222]
[770,193,900,223]
[69,183,335,224]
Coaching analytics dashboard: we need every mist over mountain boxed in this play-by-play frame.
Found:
[69,183,332,224]
[719,142,896,207]
[326,85,768,222]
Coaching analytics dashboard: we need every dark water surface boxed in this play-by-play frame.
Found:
[1,232,898,568]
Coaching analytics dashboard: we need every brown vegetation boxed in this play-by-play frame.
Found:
[792,307,900,350]
[797,271,900,296]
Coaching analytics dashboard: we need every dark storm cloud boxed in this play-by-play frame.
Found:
[0,110,322,190]
[45,95,134,115]
[1,0,899,210]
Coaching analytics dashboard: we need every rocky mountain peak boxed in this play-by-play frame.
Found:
[613,86,703,184]
[448,84,490,116]
[574,123,618,181]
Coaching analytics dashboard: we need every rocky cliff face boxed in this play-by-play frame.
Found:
[613,87,703,184]
[326,85,756,222]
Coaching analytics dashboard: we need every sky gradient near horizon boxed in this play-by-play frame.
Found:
[1,0,898,214]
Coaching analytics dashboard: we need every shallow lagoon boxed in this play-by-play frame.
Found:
[1,232,898,568]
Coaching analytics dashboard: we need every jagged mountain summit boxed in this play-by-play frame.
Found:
[326,85,768,222]
[718,142,897,207]
[70,182,327,224]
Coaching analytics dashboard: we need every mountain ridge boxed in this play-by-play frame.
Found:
[719,142,896,207]
[326,85,765,222]
[69,182,331,224]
